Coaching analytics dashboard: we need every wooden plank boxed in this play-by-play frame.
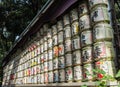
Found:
[2,81,118,87]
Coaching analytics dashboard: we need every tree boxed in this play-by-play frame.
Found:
[0,0,47,59]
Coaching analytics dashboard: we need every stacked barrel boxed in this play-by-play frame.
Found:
[47,25,53,83]
[79,1,93,81]
[57,20,65,83]
[69,7,82,82]
[2,0,116,85]
[63,13,73,82]
[52,24,59,83]
[89,0,115,80]
[40,24,49,84]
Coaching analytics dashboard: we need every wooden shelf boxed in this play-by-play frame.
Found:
[2,81,118,87]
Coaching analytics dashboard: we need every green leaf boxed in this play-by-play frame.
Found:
[97,81,106,87]
[92,69,98,73]
[102,75,108,80]
[81,84,87,87]
[92,75,97,78]
[85,71,90,75]
[96,81,102,86]
[116,70,120,78]
[99,70,106,74]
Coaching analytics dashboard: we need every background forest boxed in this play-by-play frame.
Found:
[0,0,47,60]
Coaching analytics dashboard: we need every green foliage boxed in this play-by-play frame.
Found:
[0,0,47,60]
[116,70,120,79]
[93,69,107,87]
[92,68,106,75]
[96,81,106,87]
[81,68,116,87]
[81,84,87,87]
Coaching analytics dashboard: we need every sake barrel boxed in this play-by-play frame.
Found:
[44,41,48,51]
[65,53,72,67]
[59,69,65,82]
[48,38,52,49]
[31,50,35,58]
[40,44,44,53]
[93,22,113,42]
[71,21,79,36]
[27,52,31,61]
[31,67,34,75]
[44,35,47,41]
[27,76,31,84]
[28,52,32,60]
[73,65,82,81]
[53,58,59,70]
[58,44,64,56]
[34,48,37,57]
[78,2,88,17]
[57,20,63,32]
[47,28,52,39]
[48,49,53,60]
[52,34,58,46]
[28,61,31,68]
[24,77,27,84]
[40,63,44,73]
[79,15,91,31]
[64,25,71,39]
[26,62,29,69]
[72,35,81,51]
[53,70,59,82]
[83,63,93,81]
[53,46,59,58]
[36,65,40,74]
[34,75,37,84]
[30,76,33,84]
[40,73,44,84]
[48,71,53,83]
[37,55,41,64]
[48,60,53,71]
[63,14,70,26]
[65,39,72,53]
[91,5,110,24]
[82,46,92,64]
[44,62,48,72]
[65,67,73,82]
[19,78,23,84]
[23,70,26,77]
[93,41,115,60]
[58,31,64,44]
[89,0,108,8]
[29,68,32,76]
[33,66,37,75]
[35,57,38,65]
[81,30,92,47]
[37,74,41,84]
[40,54,44,63]
[52,25,57,35]
[29,76,32,84]
[70,8,78,23]
[31,59,33,67]
[44,51,48,62]
[16,78,19,84]
[37,46,40,55]
[44,72,49,83]
[58,56,65,69]
[73,50,81,65]
[95,59,115,80]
